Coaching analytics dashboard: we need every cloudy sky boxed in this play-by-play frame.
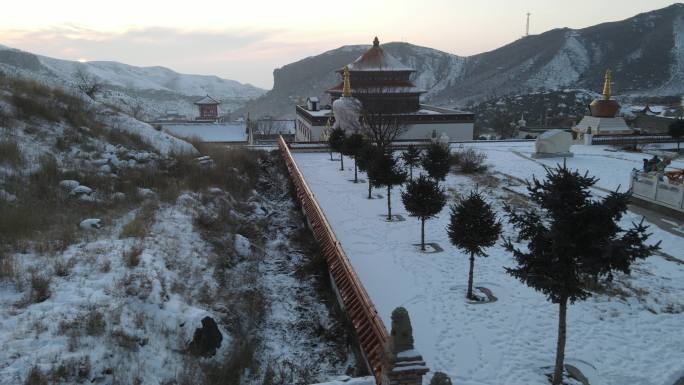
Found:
[0,0,676,89]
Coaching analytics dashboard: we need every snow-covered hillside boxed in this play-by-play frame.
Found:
[242,3,684,118]
[0,45,266,120]
[0,74,357,384]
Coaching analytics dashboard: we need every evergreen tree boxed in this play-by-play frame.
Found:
[447,191,501,299]
[370,151,407,220]
[668,119,684,151]
[421,143,451,181]
[503,163,659,385]
[401,145,422,180]
[342,133,365,183]
[401,175,447,250]
[357,143,381,199]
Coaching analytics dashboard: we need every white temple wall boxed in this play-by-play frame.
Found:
[295,118,474,142]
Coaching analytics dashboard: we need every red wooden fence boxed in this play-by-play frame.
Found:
[278,136,389,383]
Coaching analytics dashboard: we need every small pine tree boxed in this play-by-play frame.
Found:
[447,191,501,300]
[357,143,381,199]
[421,143,451,181]
[401,145,422,180]
[370,151,407,220]
[503,163,659,385]
[342,133,365,183]
[668,119,684,151]
[328,128,346,171]
[401,175,447,250]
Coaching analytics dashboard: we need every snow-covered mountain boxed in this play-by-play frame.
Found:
[242,3,684,117]
[0,46,266,119]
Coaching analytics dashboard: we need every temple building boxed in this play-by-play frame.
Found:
[194,95,220,122]
[573,70,633,137]
[295,37,474,142]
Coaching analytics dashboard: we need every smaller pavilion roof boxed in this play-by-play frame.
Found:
[194,95,220,105]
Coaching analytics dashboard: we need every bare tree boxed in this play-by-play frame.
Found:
[361,110,408,149]
[73,67,103,99]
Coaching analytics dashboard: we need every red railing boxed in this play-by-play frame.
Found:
[278,136,389,383]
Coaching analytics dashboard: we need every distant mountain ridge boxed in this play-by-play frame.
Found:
[243,3,684,118]
[0,46,266,119]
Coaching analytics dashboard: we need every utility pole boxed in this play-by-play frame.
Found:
[526,12,531,36]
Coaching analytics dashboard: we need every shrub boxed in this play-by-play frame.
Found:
[0,252,15,281]
[452,148,487,174]
[123,245,143,268]
[30,273,51,303]
[24,366,48,385]
[0,138,23,166]
[85,309,106,336]
[54,259,71,277]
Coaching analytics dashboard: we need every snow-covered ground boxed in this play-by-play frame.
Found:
[292,143,684,385]
[162,122,248,143]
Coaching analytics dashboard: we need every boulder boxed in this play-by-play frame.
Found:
[532,129,573,158]
[70,185,93,196]
[59,180,80,191]
[79,218,102,230]
[188,316,223,357]
[234,234,251,258]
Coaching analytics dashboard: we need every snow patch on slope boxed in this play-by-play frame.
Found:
[654,14,684,94]
[527,32,590,90]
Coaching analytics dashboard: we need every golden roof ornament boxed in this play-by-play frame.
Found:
[342,66,352,97]
[602,69,612,100]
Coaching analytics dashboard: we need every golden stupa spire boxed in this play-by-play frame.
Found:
[602,69,612,100]
[342,66,351,97]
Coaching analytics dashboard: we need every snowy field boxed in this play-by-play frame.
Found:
[292,143,684,385]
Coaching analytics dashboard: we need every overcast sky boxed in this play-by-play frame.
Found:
[0,0,676,89]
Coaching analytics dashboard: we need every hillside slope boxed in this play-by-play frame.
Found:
[243,3,684,118]
[0,46,266,120]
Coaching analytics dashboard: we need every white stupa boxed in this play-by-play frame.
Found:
[573,70,633,137]
[332,66,362,133]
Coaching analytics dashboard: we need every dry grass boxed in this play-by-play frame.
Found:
[0,252,15,281]
[122,245,143,268]
[120,203,157,239]
[23,366,48,385]
[0,137,23,166]
[29,273,51,303]
[84,308,106,336]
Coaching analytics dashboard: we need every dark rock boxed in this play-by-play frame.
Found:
[188,316,223,357]
[430,372,453,385]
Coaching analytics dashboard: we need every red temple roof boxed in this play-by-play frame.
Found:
[194,95,220,105]
[340,37,413,73]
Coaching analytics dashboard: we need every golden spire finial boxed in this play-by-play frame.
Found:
[342,66,351,97]
[602,69,612,100]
